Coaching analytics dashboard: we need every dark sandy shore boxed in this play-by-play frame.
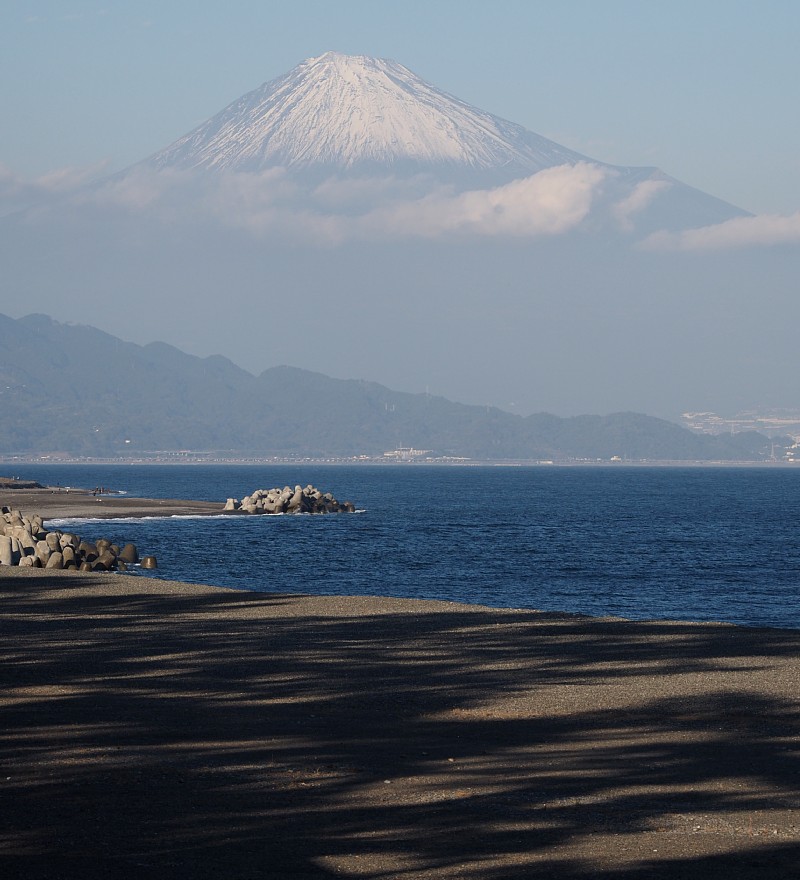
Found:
[1,487,226,521]
[1,567,799,879]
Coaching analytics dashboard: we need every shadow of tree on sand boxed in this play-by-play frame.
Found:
[1,574,799,878]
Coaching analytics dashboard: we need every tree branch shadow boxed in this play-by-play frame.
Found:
[2,574,799,878]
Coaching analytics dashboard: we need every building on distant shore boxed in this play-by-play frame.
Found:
[682,410,800,442]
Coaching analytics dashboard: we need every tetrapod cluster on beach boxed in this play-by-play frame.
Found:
[0,506,154,571]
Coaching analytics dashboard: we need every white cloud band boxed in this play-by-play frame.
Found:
[643,212,800,251]
[2,161,609,243]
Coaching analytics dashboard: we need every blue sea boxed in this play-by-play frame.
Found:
[18,463,800,630]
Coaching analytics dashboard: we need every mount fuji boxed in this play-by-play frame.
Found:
[5,51,795,423]
[141,51,746,231]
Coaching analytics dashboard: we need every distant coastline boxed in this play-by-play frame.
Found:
[2,454,799,468]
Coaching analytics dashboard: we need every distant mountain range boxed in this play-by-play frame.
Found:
[0,313,781,461]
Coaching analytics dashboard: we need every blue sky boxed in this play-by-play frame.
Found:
[3,0,799,214]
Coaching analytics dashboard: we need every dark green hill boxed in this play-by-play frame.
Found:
[0,313,779,461]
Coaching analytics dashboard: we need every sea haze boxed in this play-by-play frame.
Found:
[30,463,800,631]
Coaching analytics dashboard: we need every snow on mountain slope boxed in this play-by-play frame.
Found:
[148,51,590,175]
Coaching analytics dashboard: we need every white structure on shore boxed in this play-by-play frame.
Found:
[382,447,431,461]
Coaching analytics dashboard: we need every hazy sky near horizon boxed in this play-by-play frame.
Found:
[3,0,800,215]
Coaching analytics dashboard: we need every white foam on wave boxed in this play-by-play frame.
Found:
[47,511,365,527]
[46,514,233,526]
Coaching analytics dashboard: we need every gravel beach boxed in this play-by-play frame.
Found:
[1,487,225,521]
[2,565,799,879]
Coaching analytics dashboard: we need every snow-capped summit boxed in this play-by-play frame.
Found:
[148,51,589,177]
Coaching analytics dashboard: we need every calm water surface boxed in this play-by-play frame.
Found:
[20,464,800,630]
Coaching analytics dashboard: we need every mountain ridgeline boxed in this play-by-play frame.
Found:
[0,314,778,461]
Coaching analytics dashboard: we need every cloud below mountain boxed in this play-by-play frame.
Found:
[11,161,611,243]
[612,179,672,232]
[643,211,800,251]
[360,163,608,239]
[0,161,107,217]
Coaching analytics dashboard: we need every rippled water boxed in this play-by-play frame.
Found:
[21,463,800,629]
